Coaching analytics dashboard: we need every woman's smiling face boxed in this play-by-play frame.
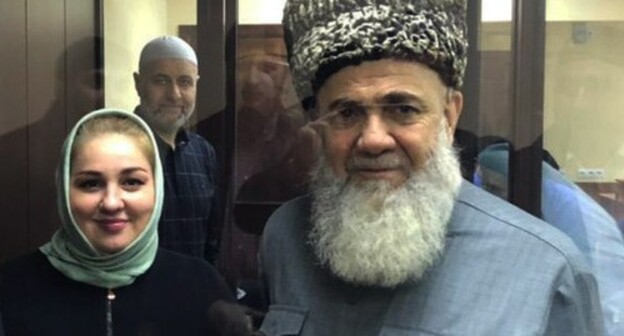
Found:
[69,133,155,254]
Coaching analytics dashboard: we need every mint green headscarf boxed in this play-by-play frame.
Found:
[40,108,164,289]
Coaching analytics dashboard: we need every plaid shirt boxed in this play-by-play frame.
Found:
[153,129,220,264]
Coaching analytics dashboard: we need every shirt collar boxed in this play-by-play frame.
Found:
[153,128,189,152]
[174,128,190,147]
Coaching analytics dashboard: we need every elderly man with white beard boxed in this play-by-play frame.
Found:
[258,0,604,335]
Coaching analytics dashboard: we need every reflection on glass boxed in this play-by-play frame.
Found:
[542,16,624,335]
[544,22,624,227]
[234,25,318,207]
[476,142,624,335]
[221,25,320,308]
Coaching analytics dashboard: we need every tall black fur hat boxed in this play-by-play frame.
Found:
[282,0,468,103]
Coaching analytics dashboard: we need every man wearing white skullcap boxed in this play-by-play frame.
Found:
[138,36,198,70]
[258,0,603,335]
[133,36,221,265]
[135,36,198,140]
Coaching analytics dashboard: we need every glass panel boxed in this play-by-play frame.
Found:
[463,0,514,187]
[544,15,624,232]
[0,1,103,261]
[2,0,618,331]
[103,0,197,115]
[219,0,319,308]
[543,6,624,232]
[543,4,624,333]
[233,25,310,204]
[476,4,624,332]
[0,0,204,262]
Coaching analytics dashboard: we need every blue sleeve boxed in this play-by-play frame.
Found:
[544,264,605,335]
[542,178,624,334]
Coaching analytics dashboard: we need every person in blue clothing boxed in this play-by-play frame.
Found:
[257,0,604,335]
[133,36,221,264]
[476,141,624,335]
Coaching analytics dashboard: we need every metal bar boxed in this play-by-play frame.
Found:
[508,0,545,217]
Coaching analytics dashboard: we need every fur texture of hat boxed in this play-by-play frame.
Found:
[282,0,468,103]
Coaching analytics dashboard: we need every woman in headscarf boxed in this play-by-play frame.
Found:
[0,109,238,335]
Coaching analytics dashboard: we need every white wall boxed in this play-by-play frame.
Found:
[548,0,624,21]
[167,0,196,35]
[104,0,167,111]
[104,1,624,181]
[484,0,624,22]
[237,0,624,24]
[104,0,195,111]
[543,22,624,181]
[238,0,286,24]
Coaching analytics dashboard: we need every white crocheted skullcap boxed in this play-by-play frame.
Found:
[282,0,468,104]
[138,36,198,71]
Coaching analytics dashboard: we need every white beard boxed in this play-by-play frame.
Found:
[309,126,462,287]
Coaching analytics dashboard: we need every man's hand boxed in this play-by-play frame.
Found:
[207,300,266,336]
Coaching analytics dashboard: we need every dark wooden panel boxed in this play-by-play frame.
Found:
[0,0,99,260]
[0,0,29,262]
[0,0,28,133]
[65,0,102,125]
[26,0,67,250]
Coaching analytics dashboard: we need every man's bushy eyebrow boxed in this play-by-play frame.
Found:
[327,98,363,111]
[324,90,431,115]
[379,91,421,105]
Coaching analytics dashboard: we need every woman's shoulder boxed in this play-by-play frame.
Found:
[154,248,218,273]
[147,249,234,301]
[1,250,49,277]
[152,249,229,286]
[0,250,67,305]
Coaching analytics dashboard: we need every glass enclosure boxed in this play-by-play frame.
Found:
[0,0,622,329]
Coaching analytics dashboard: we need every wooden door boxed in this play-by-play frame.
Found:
[0,0,101,262]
